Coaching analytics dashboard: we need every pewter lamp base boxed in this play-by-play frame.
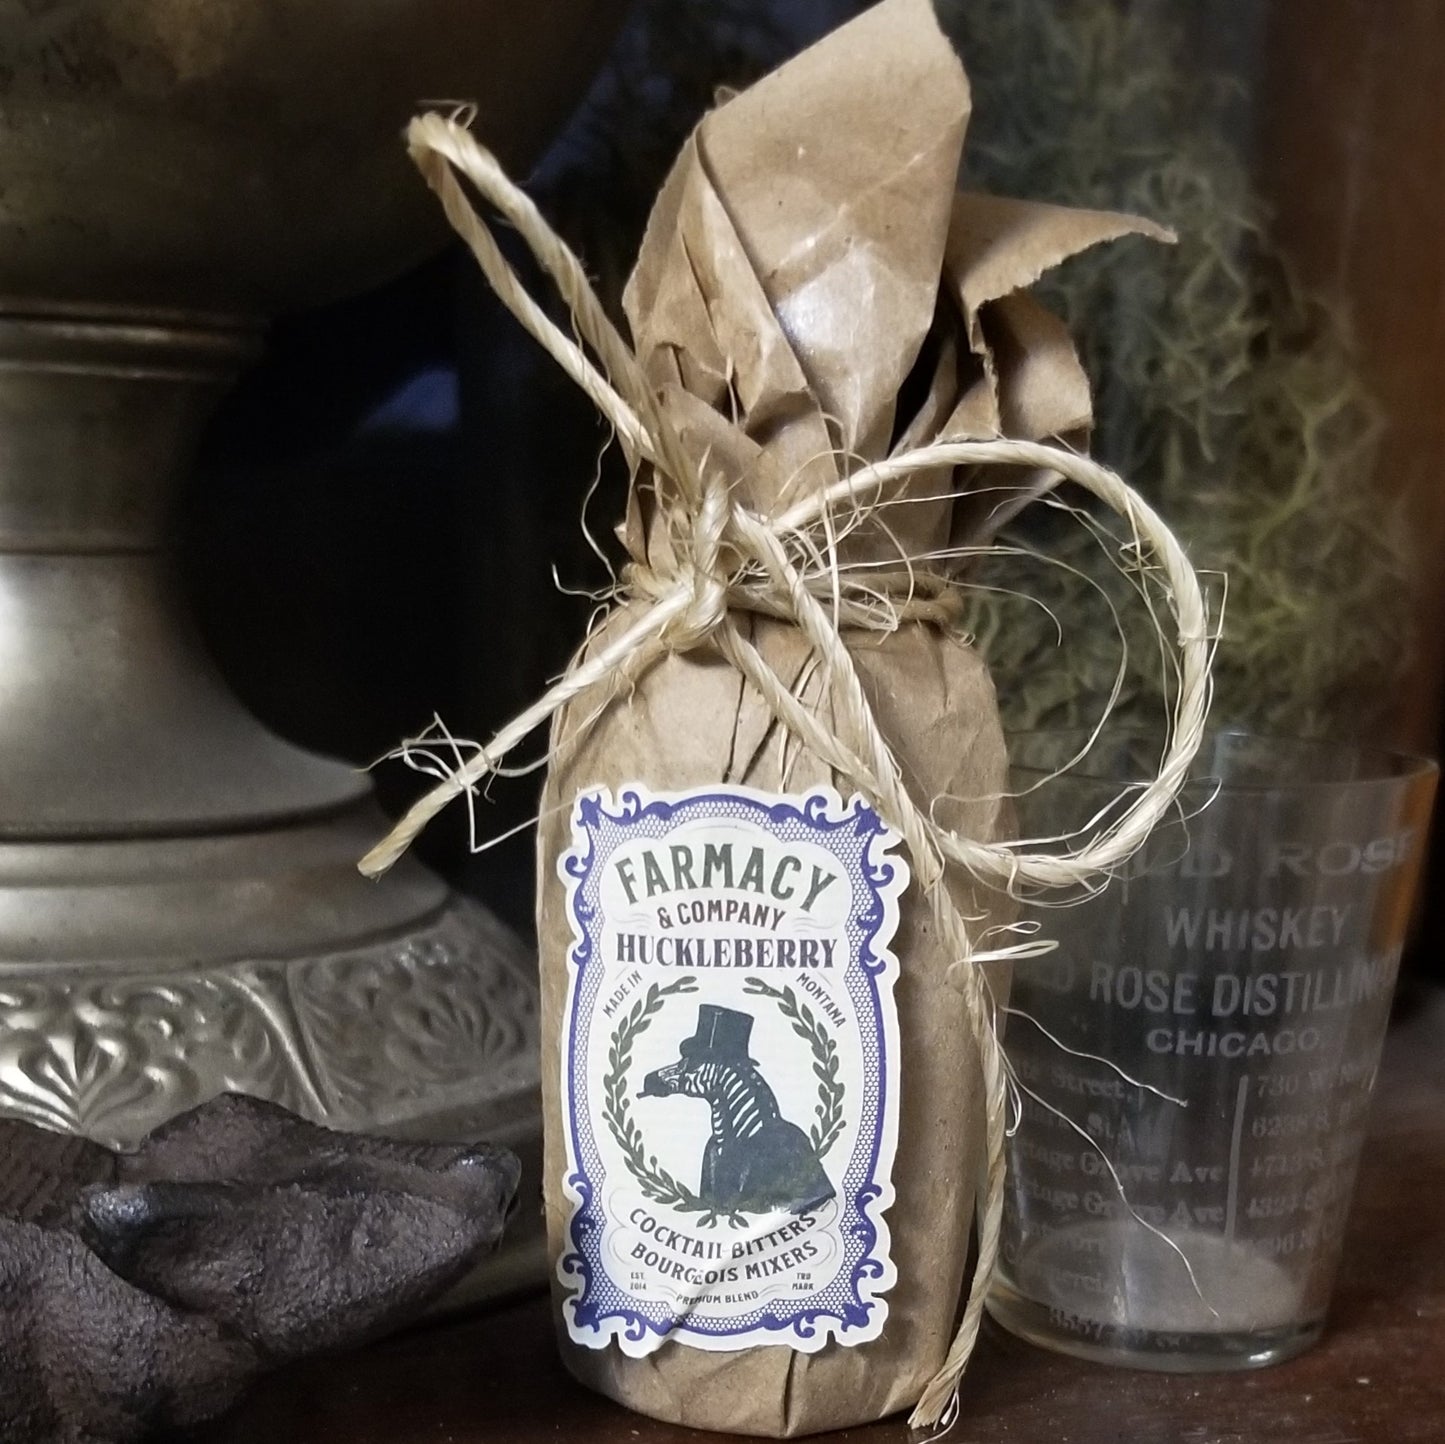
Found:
[0,845,539,1154]
[0,313,542,1296]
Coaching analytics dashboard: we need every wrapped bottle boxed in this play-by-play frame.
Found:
[364,0,1204,1432]
[528,0,1162,1431]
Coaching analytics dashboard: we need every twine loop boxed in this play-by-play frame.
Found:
[362,112,1213,1433]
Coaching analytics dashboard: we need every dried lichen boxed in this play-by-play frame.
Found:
[939,0,1415,739]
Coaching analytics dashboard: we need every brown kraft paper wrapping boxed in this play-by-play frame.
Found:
[537,618,1007,1434]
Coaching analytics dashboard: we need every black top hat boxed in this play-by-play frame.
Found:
[677,1005,754,1063]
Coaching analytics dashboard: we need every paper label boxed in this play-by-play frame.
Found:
[555,784,907,1355]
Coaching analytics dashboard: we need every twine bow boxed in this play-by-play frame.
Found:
[361,113,1212,1431]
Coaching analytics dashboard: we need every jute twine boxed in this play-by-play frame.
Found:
[361,113,1212,1433]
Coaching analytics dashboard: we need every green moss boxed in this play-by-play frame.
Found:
[942,0,1415,740]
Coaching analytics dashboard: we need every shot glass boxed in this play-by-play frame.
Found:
[987,732,1437,1370]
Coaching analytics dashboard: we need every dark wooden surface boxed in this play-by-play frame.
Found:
[197,984,1445,1444]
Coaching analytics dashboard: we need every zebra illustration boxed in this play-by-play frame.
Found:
[640,1004,835,1215]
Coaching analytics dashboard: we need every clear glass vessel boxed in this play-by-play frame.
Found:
[988,733,1437,1370]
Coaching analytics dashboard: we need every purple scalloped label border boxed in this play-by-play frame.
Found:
[555,784,907,1354]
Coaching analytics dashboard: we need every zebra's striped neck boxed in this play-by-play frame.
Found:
[686,1060,781,1142]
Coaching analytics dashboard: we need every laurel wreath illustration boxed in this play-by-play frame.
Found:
[741,978,846,1157]
[603,973,847,1229]
[602,975,727,1223]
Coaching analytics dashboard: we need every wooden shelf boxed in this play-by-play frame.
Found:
[194,984,1445,1443]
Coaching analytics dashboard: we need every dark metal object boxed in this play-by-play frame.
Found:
[0,2,626,316]
[0,1093,519,1444]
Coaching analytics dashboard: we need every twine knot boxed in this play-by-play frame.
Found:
[659,473,733,651]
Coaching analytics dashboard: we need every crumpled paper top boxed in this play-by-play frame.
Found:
[621,0,1170,564]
